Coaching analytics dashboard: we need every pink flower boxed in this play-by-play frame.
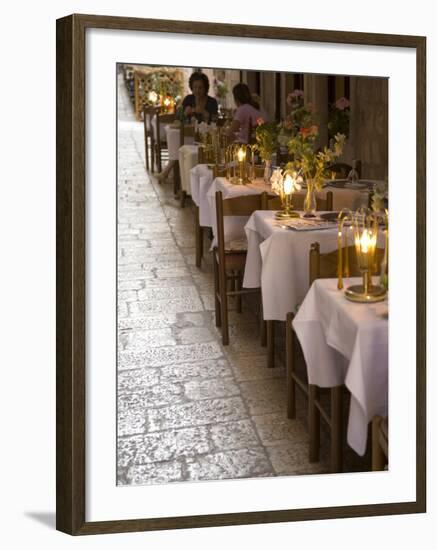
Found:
[283,118,293,130]
[256,117,265,125]
[335,97,350,110]
[291,89,304,98]
[309,124,319,136]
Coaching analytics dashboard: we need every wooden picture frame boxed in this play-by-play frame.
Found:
[56,13,426,535]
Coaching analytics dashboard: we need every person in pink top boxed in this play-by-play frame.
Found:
[229,83,264,143]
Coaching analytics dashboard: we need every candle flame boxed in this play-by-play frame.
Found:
[284,174,293,195]
[237,148,246,162]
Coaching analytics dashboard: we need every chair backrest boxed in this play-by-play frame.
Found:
[215,190,267,264]
[328,162,362,179]
[155,112,176,143]
[180,123,195,147]
[309,241,385,285]
[143,106,158,130]
[261,191,333,212]
[261,193,281,210]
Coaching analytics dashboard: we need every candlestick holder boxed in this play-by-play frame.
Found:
[271,170,302,219]
[337,209,387,303]
[225,144,251,184]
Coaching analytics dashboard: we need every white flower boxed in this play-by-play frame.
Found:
[270,168,284,195]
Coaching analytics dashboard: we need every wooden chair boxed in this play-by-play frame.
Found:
[371,415,388,470]
[194,164,224,269]
[179,123,196,147]
[143,106,157,172]
[261,191,333,369]
[154,111,176,173]
[177,123,196,207]
[286,241,384,472]
[213,190,265,345]
[327,161,362,180]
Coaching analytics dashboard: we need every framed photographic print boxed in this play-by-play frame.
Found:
[56,13,426,535]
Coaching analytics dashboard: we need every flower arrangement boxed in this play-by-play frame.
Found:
[286,126,346,191]
[278,89,314,146]
[270,167,303,196]
[254,120,280,162]
[328,96,350,139]
[144,72,183,113]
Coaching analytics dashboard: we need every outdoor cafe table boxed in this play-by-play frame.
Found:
[190,164,214,226]
[243,210,342,321]
[292,277,388,456]
[179,144,199,195]
[205,178,372,249]
[150,118,195,163]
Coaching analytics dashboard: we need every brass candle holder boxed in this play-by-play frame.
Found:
[271,170,302,219]
[337,208,387,303]
[225,143,252,184]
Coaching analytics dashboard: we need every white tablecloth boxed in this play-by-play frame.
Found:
[190,164,214,226]
[165,126,183,161]
[292,278,388,456]
[179,144,199,194]
[243,210,341,320]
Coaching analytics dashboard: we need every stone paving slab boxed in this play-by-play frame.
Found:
[185,448,273,481]
[118,342,223,370]
[146,397,248,432]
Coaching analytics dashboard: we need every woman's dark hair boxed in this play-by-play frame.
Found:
[232,83,260,109]
[189,71,210,94]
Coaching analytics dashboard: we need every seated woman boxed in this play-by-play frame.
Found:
[157,72,218,180]
[228,83,264,143]
[179,71,219,123]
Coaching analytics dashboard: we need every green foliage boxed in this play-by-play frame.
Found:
[255,121,280,161]
[286,131,346,190]
[147,71,183,102]
[328,107,350,138]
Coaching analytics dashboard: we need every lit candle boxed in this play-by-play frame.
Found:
[237,148,246,162]
[148,91,158,103]
[360,229,371,254]
[284,174,293,195]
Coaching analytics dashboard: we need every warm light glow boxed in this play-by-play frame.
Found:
[163,97,171,107]
[359,229,376,254]
[284,174,293,195]
[148,91,158,103]
[237,148,246,162]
